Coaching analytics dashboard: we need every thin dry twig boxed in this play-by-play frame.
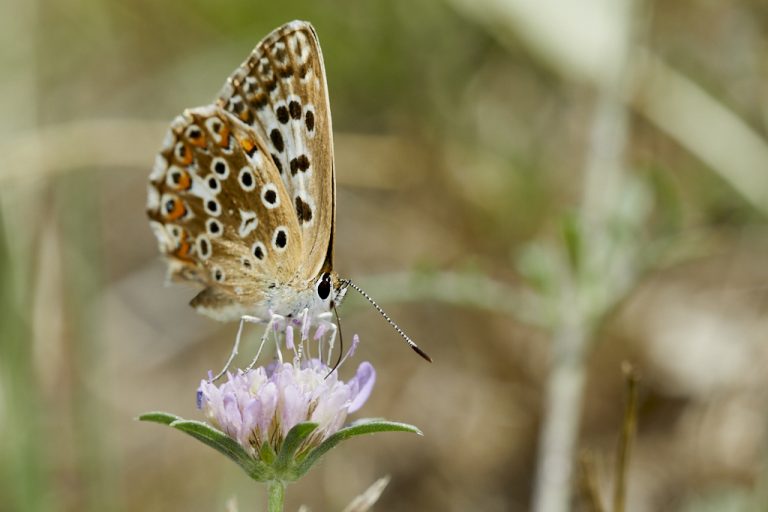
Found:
[579,450,606,512]
[612,362,639,512]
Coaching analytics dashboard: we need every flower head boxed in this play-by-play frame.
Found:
[141,312,420,484]
[198,314,375,462]
[198,357,375,457]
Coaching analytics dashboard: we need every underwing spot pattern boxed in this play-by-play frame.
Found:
[238,210,259,237]
[272,226,288,251]
[205,218,221,237]
[261,183,280,209]
[252,240,266,261]
[238,167,256,191]
[147,21,335,308]
[294,194,313,225]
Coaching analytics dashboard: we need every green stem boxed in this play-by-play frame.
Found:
[267,480,285,512]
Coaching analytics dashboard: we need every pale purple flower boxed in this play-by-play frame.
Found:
[197,315,375,457]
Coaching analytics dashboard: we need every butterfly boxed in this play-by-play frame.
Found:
[146,21,430,372]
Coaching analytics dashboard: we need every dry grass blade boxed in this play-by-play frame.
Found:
[341,476,391,512]
[579,450,606,512]
[612,362,639,512]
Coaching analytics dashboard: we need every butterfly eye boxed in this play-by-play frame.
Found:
[317,273,331,301]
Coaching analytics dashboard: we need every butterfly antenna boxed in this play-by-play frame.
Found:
[342,279,432,362]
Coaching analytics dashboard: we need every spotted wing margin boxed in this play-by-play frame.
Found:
[146,105,302,320]
[217,20,335,283]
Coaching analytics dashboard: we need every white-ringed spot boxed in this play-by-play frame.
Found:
[204,198,221,217]
[206,175,221,194]
[251,241,267,261]
[184,124,205,146]
[212,266,225,282]
[238,167,256,191]
[196,235,212,260]
[161,193,189,221]
[206,218,223,238]
[211,157,229,179]
[272,226,288,252]
[166,166,191,190]
[174,142,193,165]
[205,117,225,144]
[261,183,280,209]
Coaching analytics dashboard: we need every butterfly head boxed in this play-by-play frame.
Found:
[315,271,348,310]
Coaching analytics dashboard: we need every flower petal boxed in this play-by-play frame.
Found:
[347,362,376,413]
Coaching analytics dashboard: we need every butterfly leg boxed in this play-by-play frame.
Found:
[210,315,262,382]
[245,313,286,371]
[324,321,338,366]
[312,311,333,362]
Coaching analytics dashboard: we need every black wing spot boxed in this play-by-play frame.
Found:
[275,229,287,248]
[289,101,301,120]
[271,153,283,174]
[305,111,315,132]
[240,171,253,188]
[295,196,313,223]
[290,155,310,176]
[270,129,285,152]
[276,106,289,124]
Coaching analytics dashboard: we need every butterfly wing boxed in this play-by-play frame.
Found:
[217,20,335,282]
[147,105,303,320]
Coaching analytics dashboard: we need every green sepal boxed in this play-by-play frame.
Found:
[291,419,422,479]
[274,422,318,474]
[259,441,277,466]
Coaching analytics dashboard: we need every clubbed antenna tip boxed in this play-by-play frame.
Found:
[412,344,433,363]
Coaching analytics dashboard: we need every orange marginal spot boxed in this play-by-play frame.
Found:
[217,124,231,147]
[171,229,194,262]
[188,131,207,147]
[240,138,256,156]
[163,196,187,221]
[176,143,194,166]
[175,169,192,190]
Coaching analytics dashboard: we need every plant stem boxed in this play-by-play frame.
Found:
[532,326,588,512]
[267,480,285,512]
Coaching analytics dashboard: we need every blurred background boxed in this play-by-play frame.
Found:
[3,0,768,511]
